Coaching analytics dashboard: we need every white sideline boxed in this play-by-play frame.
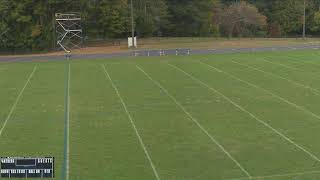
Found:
[230,60,320,96]
[0,66,37,137]
[203,61,320,122]
[228,169,320,180]
[66,63,71,180]
[136,65,252,179]
[101,65,161,180]
[168,63,320,164]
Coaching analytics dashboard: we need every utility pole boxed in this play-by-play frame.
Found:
[303,0,306,39]
[130,0,135,48]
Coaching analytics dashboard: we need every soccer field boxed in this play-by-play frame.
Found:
[2,50,320,180]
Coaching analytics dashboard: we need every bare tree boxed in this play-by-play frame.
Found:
[217,1,267,38]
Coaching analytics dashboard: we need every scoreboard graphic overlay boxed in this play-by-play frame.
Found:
[0,157,54,178]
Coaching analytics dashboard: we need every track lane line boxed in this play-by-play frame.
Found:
[168,63,320,164]
[136,65,252,179]
[201,61,320,123]
[101,65,161,180]
[0,65,37,137]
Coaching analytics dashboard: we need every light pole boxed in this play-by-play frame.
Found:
[130,0,135,48]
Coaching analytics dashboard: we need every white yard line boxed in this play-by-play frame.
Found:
[202,61,320,122]
[228,169,320,180]
[101,65,161,180]
[136,65,252,179]
[0,66,37,137]
[230,60,320,96]
[168,63,320,164]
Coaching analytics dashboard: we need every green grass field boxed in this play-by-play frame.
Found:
[1,50,320,180]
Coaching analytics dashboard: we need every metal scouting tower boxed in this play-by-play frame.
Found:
[55,13,82,56]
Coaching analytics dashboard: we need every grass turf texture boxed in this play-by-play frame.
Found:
[1,50,320,179]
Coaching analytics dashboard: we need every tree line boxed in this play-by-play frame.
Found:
[1,0,320,51]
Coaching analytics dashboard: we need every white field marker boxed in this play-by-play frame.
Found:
[201,61,320,125]
[136,65,252,179]
[101,65,161,180]
[168,63,320,164]
[0,66,37,137]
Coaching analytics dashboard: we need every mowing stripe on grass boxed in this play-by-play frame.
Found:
[228,170,320,180]
[0,65,37,137]
[0,67,8,73]
[102,65,161,180]
[301,60,320,67]
[136,65,252,179]
[262,58,302,71]
[278,55,320,66]
[168,63,320,163]
[230,60,320,96]
[200,61,320,123]
[277,55,320,71]
[62,63,71,180]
